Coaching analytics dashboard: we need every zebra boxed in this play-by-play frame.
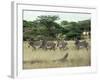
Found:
[28,40,43,50]
[57,40,68,50]
[45,41,56,51]
[75,39,89,50]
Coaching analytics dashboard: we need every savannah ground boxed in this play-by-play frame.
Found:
[23,40,91,69]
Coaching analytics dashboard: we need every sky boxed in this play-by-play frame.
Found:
[23,10,91,22]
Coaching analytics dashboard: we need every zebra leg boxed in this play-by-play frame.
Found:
[86,46,89,51]
[85,43,89,51]
[76,45,79,50]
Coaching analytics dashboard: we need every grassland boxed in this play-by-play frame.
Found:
[23,40,91,69]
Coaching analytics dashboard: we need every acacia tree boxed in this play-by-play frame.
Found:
[34,15,62,40]
[78,20,91,32]
[61,20,69,26]
[23,15,91,41]
[63,22,81,40]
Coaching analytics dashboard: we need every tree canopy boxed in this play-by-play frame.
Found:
[23,15,91,41]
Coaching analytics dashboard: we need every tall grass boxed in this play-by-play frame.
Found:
[23,40,91,69]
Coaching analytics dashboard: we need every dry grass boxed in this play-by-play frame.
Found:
[23,40,91,69]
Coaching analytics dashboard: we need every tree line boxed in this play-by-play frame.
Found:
[23,15,91,41]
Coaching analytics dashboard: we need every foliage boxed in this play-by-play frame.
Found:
[23,15,91,41]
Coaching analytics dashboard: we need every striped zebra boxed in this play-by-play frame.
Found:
[75,39,89,50]
[28,40,43,50]
[57,40,68,50]
[45,41,56,51]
